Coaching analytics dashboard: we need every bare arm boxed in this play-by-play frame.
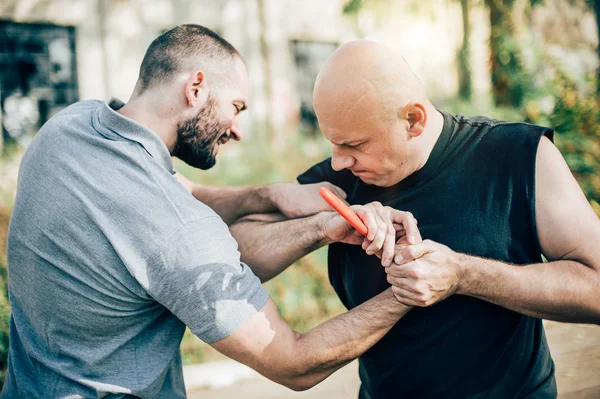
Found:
[176,172,276,225]
[457,136,600,323]
[211,290,410,391]
[231,205,421,283]
[175,172,347,225]
[230,212,330,282]
[387,136,600,323]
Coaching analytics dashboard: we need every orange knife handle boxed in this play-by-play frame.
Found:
[319,187,369,237]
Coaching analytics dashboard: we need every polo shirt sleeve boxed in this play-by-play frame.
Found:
[143,216,269,343]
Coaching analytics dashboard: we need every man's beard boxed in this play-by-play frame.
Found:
[173,94,225,170]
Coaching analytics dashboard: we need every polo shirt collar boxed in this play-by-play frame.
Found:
[97,98,175,174]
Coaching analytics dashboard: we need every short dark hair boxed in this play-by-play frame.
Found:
[135,24,240,94]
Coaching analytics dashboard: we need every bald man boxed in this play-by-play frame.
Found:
[235,41,600,398]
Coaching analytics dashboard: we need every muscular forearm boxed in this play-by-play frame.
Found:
[286,289,410,390]
[230,212,332,282]
[176,172,275,224]
[459,255,600,324]
[190,185,275,225]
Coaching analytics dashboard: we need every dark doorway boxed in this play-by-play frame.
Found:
[0,20,78,148]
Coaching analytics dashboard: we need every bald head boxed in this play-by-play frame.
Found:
[311,40,445,188]
[314,40,429,131]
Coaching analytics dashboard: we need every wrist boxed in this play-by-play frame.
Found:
[315,211,336,246]
[455,253,474,295]
[254,184,279,213]
[384,288,413,315]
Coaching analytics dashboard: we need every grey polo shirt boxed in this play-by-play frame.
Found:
[2,99,269,398]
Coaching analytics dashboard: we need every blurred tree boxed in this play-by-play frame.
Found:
[485,0,543,107]
[458,0,472,100]
[548,71,600,215]
[257,0,274,146]
[584,0,600,92]
[343,0,475,99]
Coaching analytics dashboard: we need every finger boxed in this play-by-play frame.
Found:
[366,213,387,255]
[356,208,378,241]
[394,240,434,264]
[384,261,413,278]
[361,238,371,251]
[391,286,428,307]
[326,183,347,200]
[392,211,421,245]
[381,223,395,266]
[392,223,405,233]
[386,274,414,290]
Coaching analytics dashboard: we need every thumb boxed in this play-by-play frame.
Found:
[394,240,434,265]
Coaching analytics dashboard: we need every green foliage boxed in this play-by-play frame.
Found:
[342,0,362,15]
[486,0,536,107]
[0,208,10,385]
[547,72,600,213]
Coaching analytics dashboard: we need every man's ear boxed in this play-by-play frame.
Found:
[184,71,206,107]
[399,102,427,138]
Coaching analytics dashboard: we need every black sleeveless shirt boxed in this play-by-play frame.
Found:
[297,112,557,398]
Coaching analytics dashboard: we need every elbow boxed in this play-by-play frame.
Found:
[277,372,319,392]
[268,354,321,391]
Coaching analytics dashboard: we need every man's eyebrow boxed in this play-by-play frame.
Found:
[339,139,366,146]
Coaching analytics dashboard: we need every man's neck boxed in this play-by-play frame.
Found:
[414,108,445,173]
[116,96,178,153]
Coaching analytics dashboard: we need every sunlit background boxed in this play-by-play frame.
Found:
[0,0,599,397]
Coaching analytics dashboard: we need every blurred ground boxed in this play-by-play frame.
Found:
[188,321,600,399]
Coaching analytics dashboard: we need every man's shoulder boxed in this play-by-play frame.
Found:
[51,99,103,121]
[450,112,553,139]
[33,100,103,144]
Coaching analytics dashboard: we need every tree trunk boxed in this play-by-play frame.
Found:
[594,0,600,93]
[458,0,472,100]
[489,0,507,105]
[257,0,274,145]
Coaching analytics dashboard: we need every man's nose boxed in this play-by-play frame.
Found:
[331,146,354,171]
[230,122,242,141]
